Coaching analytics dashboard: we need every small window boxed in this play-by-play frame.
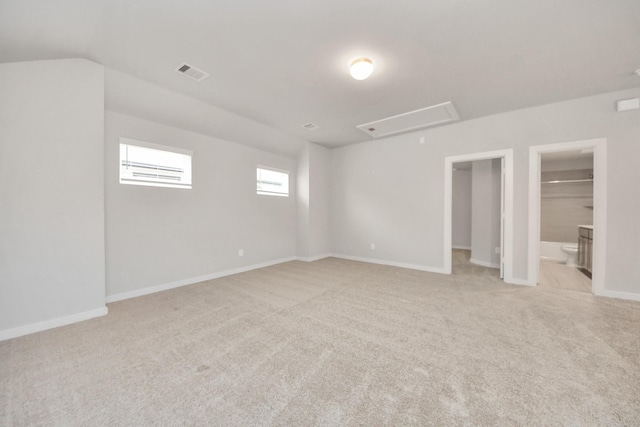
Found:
[120,138,192,189]
[257,167,289,197]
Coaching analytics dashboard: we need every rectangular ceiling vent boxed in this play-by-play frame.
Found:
[175,63,210,82]
[356,101,460,138]
[302,122,320,131]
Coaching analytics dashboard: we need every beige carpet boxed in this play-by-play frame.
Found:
[1,255,639,425]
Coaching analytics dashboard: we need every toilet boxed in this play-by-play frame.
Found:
[561,244,579,267]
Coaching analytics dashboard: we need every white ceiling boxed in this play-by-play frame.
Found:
[2,0,640,152]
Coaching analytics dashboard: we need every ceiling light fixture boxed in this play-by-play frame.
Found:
[350,58,374,80]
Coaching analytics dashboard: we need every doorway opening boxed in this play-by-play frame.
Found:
[444,149,514,283]
[451,159,502,278]
[528,139,607,295]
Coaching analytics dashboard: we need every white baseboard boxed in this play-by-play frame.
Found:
[332,254,448,274]
[597,289,640,302]
[540,255,565,262]
[505,277,536,287]
[297,253,332,262]
[469,258,500,269]
[0,306,108,342]
[452,245,471,250]
[106,256,297,303]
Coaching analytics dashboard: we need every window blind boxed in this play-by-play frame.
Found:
[257,167,289,196]
[119,139,192,189]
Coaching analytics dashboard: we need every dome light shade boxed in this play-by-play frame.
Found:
[350,58,373,80]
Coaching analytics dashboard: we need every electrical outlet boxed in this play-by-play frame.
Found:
[239,249,244,257]
[370,243,376,250]
[419,136,425,144]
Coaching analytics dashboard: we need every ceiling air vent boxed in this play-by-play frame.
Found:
[302,122,319,131]
[356,101,460,138]
[175,63,210,82]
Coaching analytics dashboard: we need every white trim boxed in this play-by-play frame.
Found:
[452,245,471,250]
[598,290,640,302]
[507,277,536,287]
[444,149,515,283]
[257,164,290,175]
[0,306,108,342]
[257,192,289,197]
[332,254,448,274]
[297,254,333,262]
[469,258,500,269]
[528,138,606,295]
[106,257,296,303]
[119,137,193,156]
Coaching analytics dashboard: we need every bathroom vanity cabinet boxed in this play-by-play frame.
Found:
[578,225,593,277]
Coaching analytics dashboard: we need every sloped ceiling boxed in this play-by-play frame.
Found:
[2,0,640,154]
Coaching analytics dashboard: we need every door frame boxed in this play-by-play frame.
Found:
[527,138,607,294]
[444,149,515,283]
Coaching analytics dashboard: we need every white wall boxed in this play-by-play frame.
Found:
[452,169,472,249]
[470,159,501,268]
[330,139,441,269]
[105,111,297,299]
[296,144,311,257]
[297,142,331,260]
[330,87,640,296]
[308,143,331,258]
[0,59,106,336]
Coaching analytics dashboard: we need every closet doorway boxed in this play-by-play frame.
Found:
[451,159,502,277]
[444,149,514,283]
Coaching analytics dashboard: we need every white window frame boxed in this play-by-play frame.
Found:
[119,137,193,189]
[257,166,289,197]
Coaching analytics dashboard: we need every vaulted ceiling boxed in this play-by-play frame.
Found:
[2,0,640,153]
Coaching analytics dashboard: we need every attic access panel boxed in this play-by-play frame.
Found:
[175,63,210,82]
[357,101,460,138]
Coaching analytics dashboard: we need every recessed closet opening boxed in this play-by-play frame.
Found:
[444,149,514,283]
[451,159,503,277]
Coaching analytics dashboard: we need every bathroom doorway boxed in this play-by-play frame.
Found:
[528,139,607,295]
[537,150,593,292]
